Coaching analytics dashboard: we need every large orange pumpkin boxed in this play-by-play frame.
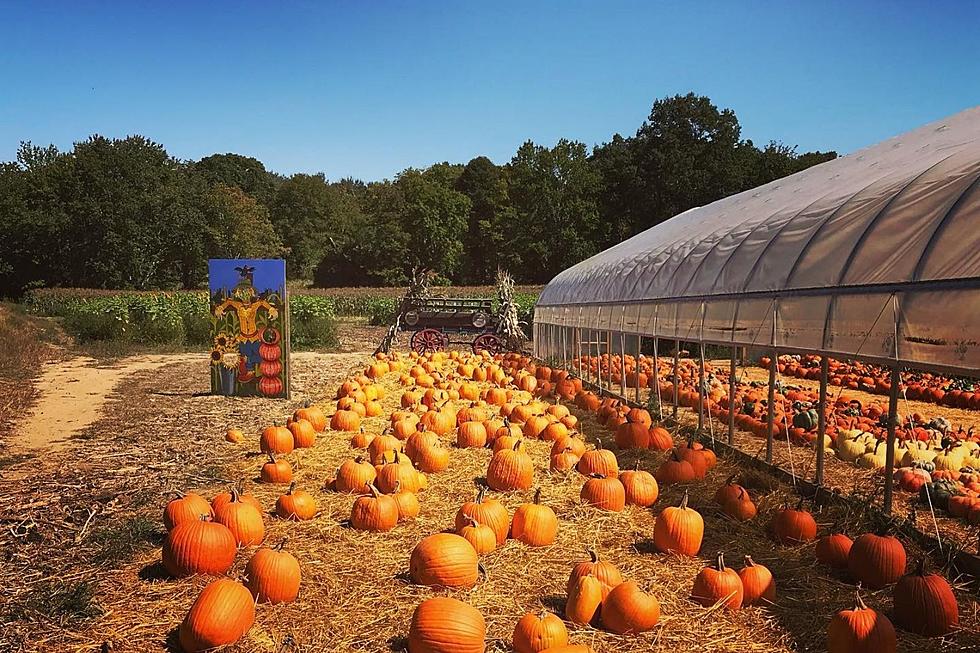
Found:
[162,516,236,577]
[178,578,255,652]
[408,596,486,653]
[409,533,480,588]
[827,591,896,653]
[455,485,510,545]
[213,490,265,546]
[245,542,301,604]
[510,488,558,546]
[163,492,212,531]
[653,491,703,556]
[512,610,568,653]
[600,580,661,634]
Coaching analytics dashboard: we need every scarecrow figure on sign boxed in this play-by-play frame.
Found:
[214,265,278,377]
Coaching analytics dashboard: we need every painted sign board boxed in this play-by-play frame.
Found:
[208,259,289,398]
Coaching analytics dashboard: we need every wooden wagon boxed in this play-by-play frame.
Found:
[399,296,505,355]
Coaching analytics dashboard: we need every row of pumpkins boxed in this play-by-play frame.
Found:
[570,352,980,530]
[768,353,980,410]
[163,349,961,652]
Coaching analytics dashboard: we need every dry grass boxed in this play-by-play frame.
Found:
[1,351,979,653]
[0,304,66,433]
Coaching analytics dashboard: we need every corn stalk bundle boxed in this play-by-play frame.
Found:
[375,268,433,355]
[495,269,528,352]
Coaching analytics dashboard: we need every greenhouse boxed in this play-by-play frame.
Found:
[534,106,980,524]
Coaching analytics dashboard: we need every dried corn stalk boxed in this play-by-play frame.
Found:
[495,269,528,352]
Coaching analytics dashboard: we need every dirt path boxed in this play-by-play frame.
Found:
[12,353,203,450]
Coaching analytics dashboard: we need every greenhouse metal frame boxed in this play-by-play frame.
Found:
[533,106,980,517]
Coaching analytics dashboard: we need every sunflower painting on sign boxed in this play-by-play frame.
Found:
[208,259,289,398]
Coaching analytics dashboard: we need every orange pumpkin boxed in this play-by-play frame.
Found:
[408,597,486,653]
[178,578,255,652]
[245,542,301,604]
[409,533,480,588]
[653,491,703,556]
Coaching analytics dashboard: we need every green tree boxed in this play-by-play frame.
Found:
[506,139,603,282]
[194,153,281,207]
[57,135,192,289]
[313,179,376,286]
[270,173,336,281]
[455,156,513,284]
[628,93,746,234]
[202,184,283,259]
[396,168,471,281]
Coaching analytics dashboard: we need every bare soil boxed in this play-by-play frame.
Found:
[12,354,202,450]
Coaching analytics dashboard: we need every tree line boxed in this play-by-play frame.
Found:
[0,93,836,296]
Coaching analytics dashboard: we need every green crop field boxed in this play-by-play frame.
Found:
[22,286,541,348]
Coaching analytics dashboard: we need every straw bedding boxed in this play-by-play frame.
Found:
[1,351,978,653]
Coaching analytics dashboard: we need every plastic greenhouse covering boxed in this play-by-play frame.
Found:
[535,107,980,374]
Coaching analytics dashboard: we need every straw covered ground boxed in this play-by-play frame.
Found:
[1,350,979,653]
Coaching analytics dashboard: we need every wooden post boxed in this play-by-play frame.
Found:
[697,345,706,432]
[728,348,736,445]
[883,365,901,514]
[635,333,642,405]
[766,351,776,464]
[672,340,680,419]
[606,330,613,393]
[816,356,829,486]
[652,335,661,420]
[765,307,777,465]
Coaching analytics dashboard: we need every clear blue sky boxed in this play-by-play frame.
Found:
[1,1,977,181]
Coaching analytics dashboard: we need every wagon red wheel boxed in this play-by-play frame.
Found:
[411,328,447,355]
[472,333,504,355]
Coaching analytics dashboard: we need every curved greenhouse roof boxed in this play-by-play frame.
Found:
[535,107,980,373]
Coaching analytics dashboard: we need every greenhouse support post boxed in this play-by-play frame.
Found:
[697,303,705,432]
[816,356,829,486]
[606,330,613,393]
[634,333,641,404]
[728,349,736,445]
[697,347,706,431]
[672,340,680,419]
[765,309,777,465]
[652,335,661,419]
[883,365,901,514]
[766,351,776,464]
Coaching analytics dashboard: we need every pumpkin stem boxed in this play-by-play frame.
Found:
[367,482,381,499]
[634,460,641,471]
[794,495,805,511]
[533,487,542,505]
[589,472,606,479]
[915,557,927,576]
[716,551,726,571]
[513,441,522,452]
[393,480,402,494]
[679,490,690,510]
[267,453,277,463]
[744,554,755,568]
[287,481,296,495]
[275,538,288,551]
[476,484,488,503]
[587,548,599,563]
[854,585,868,611]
